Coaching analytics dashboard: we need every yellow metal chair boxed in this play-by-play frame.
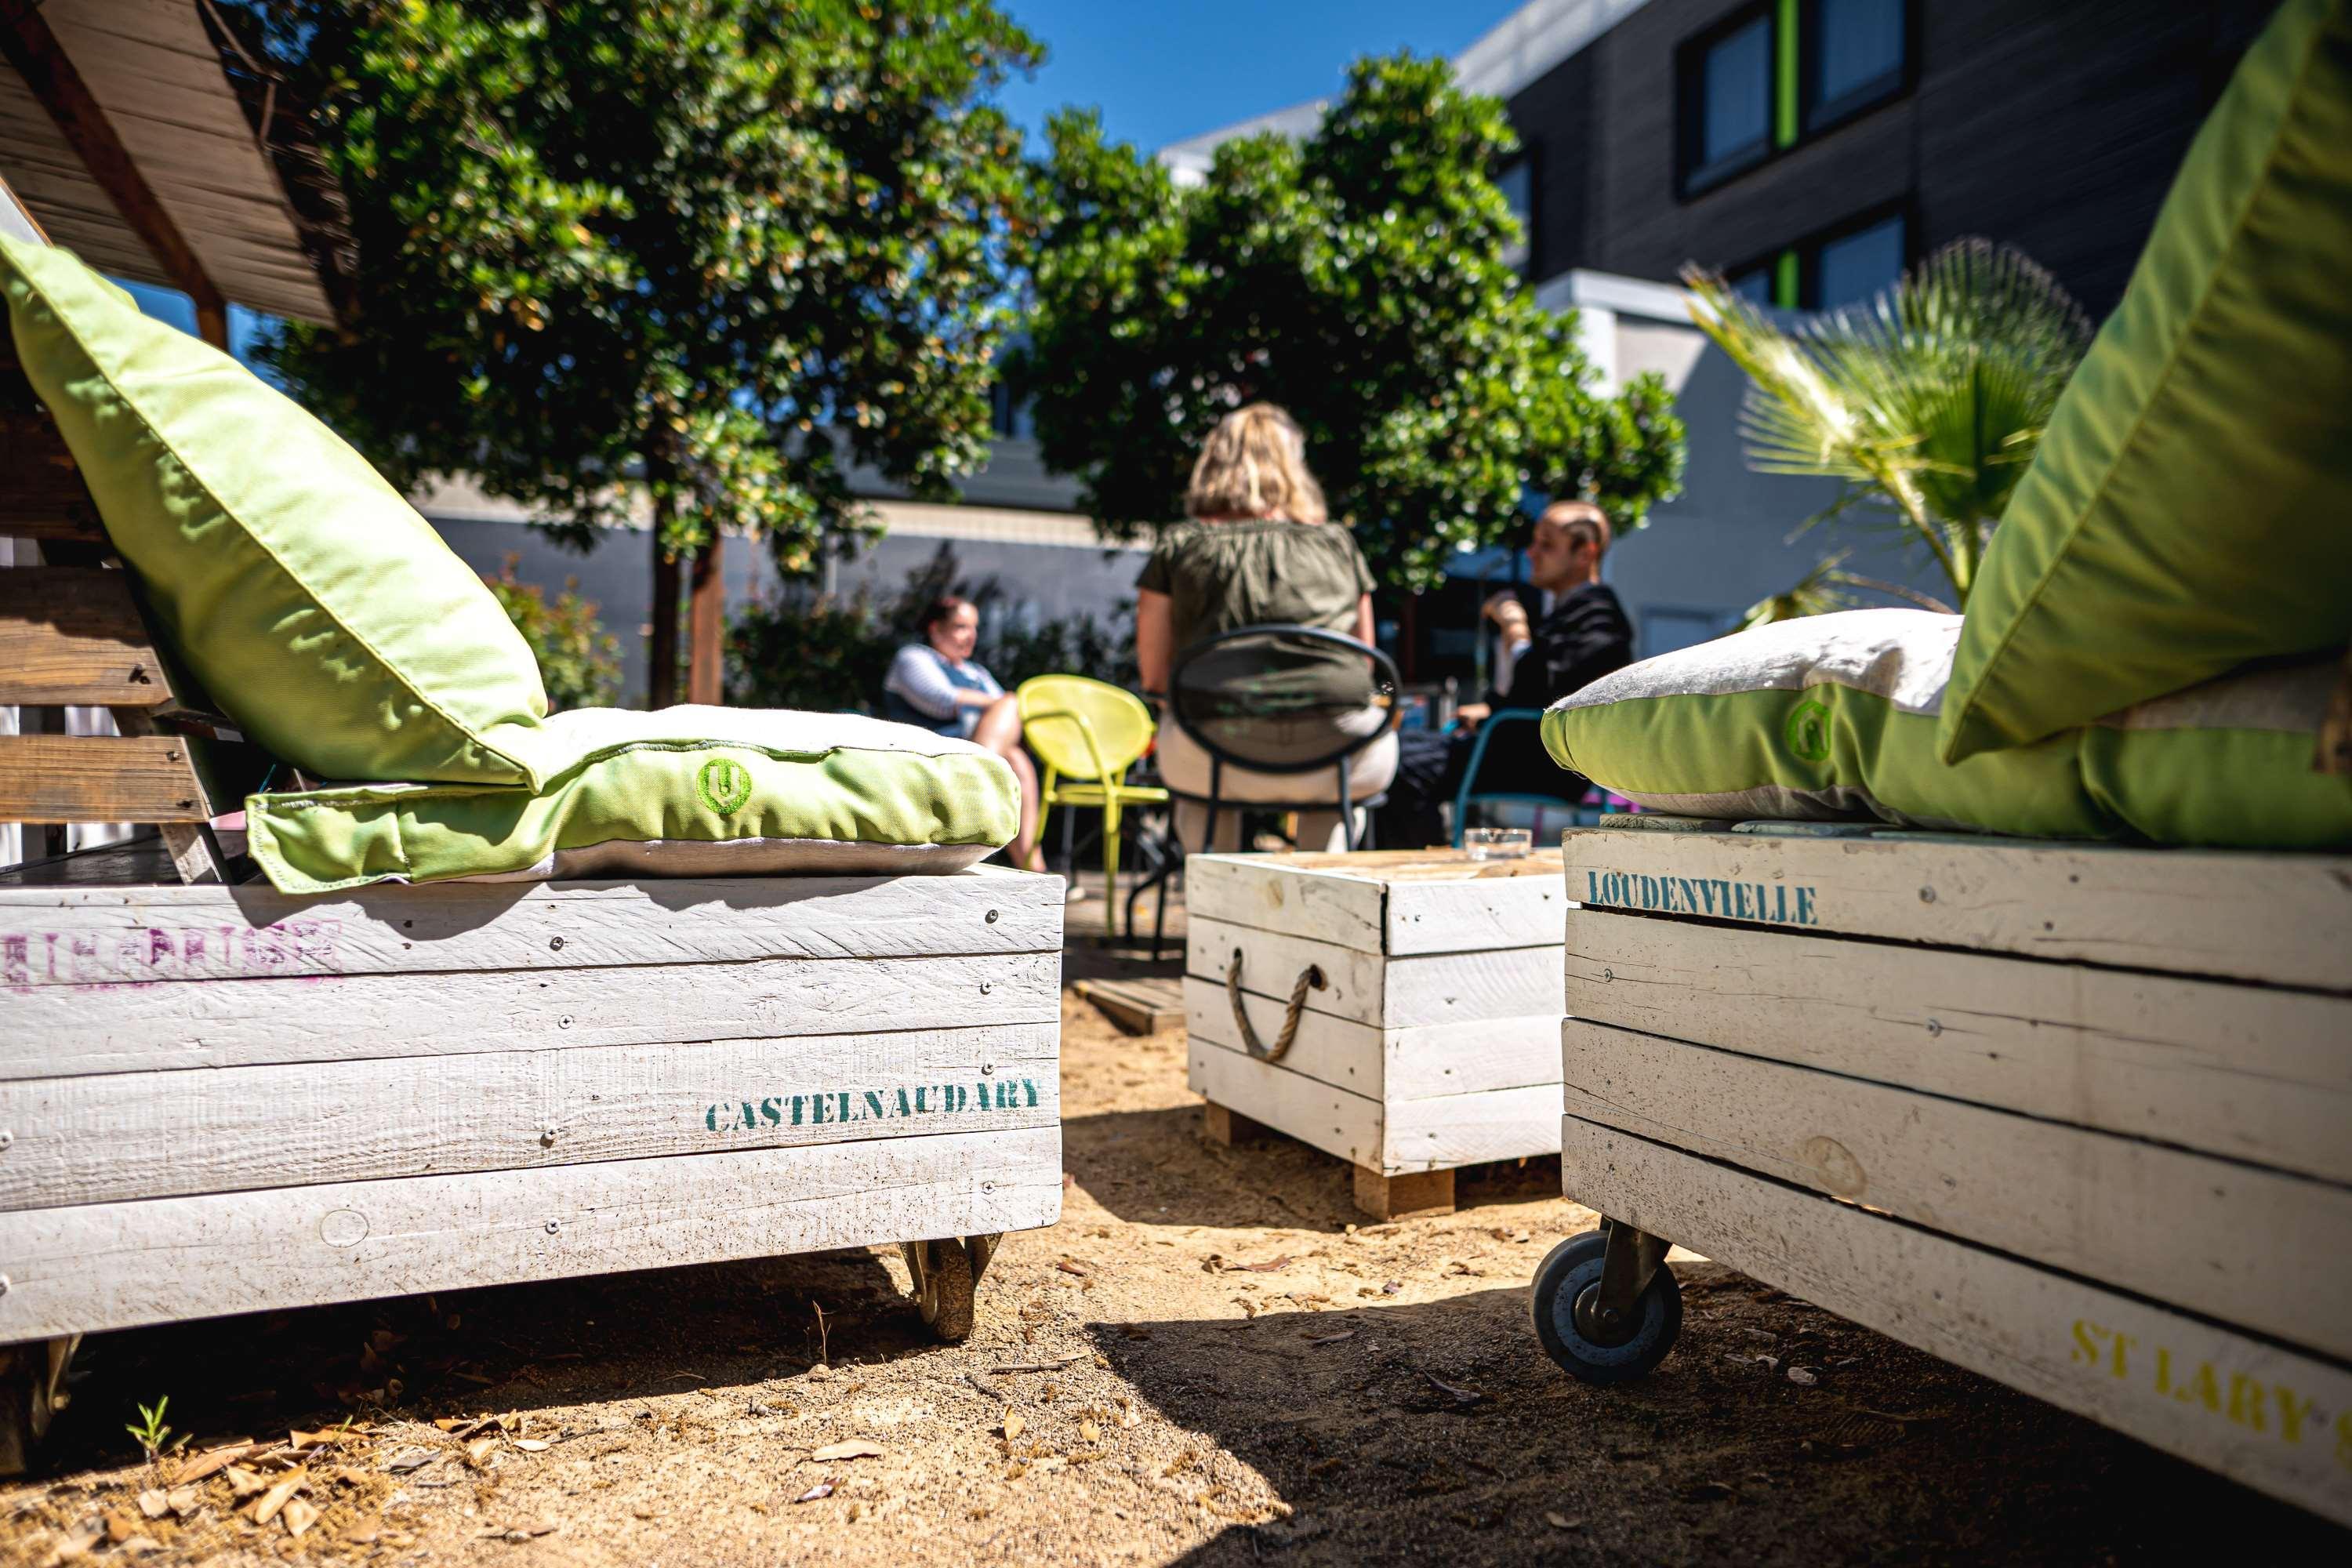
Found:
[1017,676,1170,938]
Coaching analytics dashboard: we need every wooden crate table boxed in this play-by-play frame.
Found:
[1539,821,2352,1526]
[1184,849,1566,1219]
[0,857,1064,1439]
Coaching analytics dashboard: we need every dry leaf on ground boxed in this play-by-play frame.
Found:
[383,1448,439,1474]
[281,1497,320,1538]
[793,1484,833,1504]
[248,1467,307,1526]
[135,1491,168,1520]
[811,1440,885,1461]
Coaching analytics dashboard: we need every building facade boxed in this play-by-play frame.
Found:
[1492,0,2278,315]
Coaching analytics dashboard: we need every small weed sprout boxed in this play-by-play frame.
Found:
[812,1301,832,1367]
[125,1396,181,1462]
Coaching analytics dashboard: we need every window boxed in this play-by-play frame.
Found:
[1805,0,1908,132]
[1734,208,1907,312]
[1495,155,1534,274]
[1679,9,1774,194]
[1678,0,1912,198]
[1813,212,1906,309]
[1727,267,1777,310]
[989,379,1032,441]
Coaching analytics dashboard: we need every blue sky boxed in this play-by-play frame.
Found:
[993,0,1521,153]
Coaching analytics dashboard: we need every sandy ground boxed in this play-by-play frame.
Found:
[4,963,2342,1566]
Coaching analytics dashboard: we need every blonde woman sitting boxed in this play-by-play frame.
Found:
[1135,403,1399,852]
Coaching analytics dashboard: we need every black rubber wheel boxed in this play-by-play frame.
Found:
[1530,1229,1682,1385]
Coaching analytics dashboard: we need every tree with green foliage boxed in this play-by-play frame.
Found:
[483,556,623,712]
[1014,53,1685,592]
[243,0,1042,706]
[1684,240,2093,622]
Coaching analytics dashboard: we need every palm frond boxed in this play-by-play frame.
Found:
[1686,239,2092,603]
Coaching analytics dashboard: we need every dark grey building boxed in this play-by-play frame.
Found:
[1493,0,2280,316]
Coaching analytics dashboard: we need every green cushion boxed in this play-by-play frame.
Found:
[1,236,549,785]
[245,706,1020,894]
[1940,0,2352,762]
[2082,652,2352,848]
[1543,612,2107,838]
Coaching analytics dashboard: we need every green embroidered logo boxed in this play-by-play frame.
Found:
[695,756,753,814]
[1784,699,1831,762]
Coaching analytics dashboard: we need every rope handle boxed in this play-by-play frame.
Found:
[1226,946,1325,1063]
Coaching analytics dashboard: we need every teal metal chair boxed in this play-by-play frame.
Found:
[1449,708,1613,847]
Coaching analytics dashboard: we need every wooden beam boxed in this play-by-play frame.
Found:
[0,735,212,824]
[0,567,180,707]
[0,0,229,347]
[0,414,104,542]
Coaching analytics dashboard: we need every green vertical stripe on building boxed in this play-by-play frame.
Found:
[1773,250,1799,309]
[1774,0,1800,148]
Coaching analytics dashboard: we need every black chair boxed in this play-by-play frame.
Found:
[1164,624,1402,854]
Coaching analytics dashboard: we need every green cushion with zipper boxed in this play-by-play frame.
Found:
[1939,0,2352,762]
[1,234,550,785]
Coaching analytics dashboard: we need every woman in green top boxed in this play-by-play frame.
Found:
[1136,404,1398,851]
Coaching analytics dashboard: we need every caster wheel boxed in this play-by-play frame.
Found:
[1530,1229,1682,1385]
[902,1238,978,1344]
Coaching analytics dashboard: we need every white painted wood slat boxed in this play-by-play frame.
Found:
[3,949,1064,1080]
[0,1022,1059,1210]
[1186,915,1560,1032]
[1564,909,2352,1185]
[1559,1119,2352,1527]
[1185,977,1561,1101]
[0,1126,1063,1342]
[0,866,1062,989]
[1189,1038,1559,1174]
[1185,850,1569,956]
[1561,1020,2352,1363]
[1559,829,2352,992]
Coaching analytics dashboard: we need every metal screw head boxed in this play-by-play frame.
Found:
[557,1015,575,1030]
[1926,1018,1944,1037]
[978,979,993,994]
[0,1274,10,1297]
[540,1124,559,1145]
[1918,886,1937,904]
[981,1062,996,1076]
[1600,967,1614,983]
[0,1130,13,1152]
[549,935,567,951]
[545,1219,562,1235]
[985,909,1000,924]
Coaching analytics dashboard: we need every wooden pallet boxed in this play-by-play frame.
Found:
[0,865,1065,1345]
[1557,822,2352,1525]
[1184,850,1567,1219]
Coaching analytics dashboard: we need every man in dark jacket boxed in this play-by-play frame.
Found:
[1377,501,1634,848]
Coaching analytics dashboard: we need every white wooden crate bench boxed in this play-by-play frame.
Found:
[1184,849,1566,1219]
[0,855,1063,1442]
[1537,821,2352,1526]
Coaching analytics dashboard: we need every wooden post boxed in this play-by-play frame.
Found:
[1202,1102,1269,1147]
[1353,1165,1454,1221]
[687,532,724,706]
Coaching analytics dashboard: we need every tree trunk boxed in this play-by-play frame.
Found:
[687,532,724,706]
[648,533,681,710]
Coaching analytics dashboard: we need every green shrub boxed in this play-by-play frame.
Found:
[483,554,623,711]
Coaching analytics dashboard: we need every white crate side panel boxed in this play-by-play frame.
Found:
[1185,976,1561,1101]
[1186,850,1569,957]
[0,1022,1059,1210]
[0,866,1064,986]
[0,1126,1062,1342]
[1186,915,1560,1032]
[1565,908,2352,1185]
[3,949,1063,1080]
[1561,1021,2352,1363]
[1559,1120,2352,1527]
[1189,1038,1559,1174]
[1559,829,2352,992]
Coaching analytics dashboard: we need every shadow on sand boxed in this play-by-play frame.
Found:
[1091,1276,2343,1567]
